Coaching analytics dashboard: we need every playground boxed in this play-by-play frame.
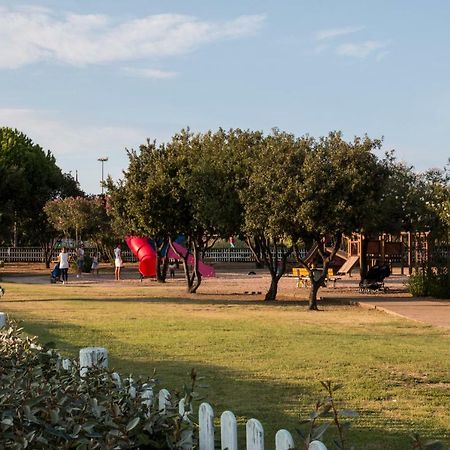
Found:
[1,261,450,449]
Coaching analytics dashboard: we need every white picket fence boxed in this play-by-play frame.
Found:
[0,317,328,450]
[75,347,328,450]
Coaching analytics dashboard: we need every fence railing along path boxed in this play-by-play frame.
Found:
[0,247,306,264]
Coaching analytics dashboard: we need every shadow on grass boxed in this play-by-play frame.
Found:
[2,293,359,309]
[13,319,449,450]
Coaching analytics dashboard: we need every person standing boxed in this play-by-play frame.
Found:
[168,259,176,278]
[114,244,122,281]
[91,252,99,276]
[59,247,69,284]
[76,243,85,278]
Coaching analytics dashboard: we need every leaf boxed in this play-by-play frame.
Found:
[1,418,13,427]
[340,409,359,418]
[126,417,140,432]
[50,409,59,424]
[424,442,444,450]
[312,422,330,440]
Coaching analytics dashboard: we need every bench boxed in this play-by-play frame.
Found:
[292,267,341,288]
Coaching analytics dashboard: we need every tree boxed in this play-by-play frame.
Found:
[238,129,309,301]
[0,128,82,263]
[44,196,111,254]
[293,132,384,309]
[108,130,243,292]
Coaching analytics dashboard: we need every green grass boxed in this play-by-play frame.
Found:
[1,281,450,449]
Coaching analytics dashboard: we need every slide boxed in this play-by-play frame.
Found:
[167,241,216,277]
[125,236,157,277]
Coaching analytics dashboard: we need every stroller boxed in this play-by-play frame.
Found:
[50,262,61,283]
[359,264,390,293]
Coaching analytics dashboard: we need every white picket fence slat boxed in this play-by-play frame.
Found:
[199,402,215,450]
[246,418,264,450]
[159,388,171,414]
[275,429,294,450]
[308,441,328,450]
[221,410,238,450]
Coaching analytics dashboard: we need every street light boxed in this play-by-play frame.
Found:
[97,157,108,195]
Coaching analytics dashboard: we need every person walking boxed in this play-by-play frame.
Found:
[114,244,123,281]
[59,247,69,284]
[76,243,85,278]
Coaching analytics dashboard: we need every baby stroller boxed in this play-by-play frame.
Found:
[50,262,61,283]
[359,264,390,293]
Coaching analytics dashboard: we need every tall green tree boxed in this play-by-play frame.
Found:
[293,132,384,309]
[0,128,82,265]
[109,130,243,292]
[44,196,112,256]
[239,129,309,301]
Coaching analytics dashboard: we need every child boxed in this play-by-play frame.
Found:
[168,259,176,278]
[91,252,99,276]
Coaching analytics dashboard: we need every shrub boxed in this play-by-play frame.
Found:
[0,322,197,449]
[70,255,93,273]
[407,269,450,299]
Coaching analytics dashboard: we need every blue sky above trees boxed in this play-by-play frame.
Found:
[0,0,449,194]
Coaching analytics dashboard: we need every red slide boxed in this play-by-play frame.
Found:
[125,236,157,277]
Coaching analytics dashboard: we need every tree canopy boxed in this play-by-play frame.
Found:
[0,127,81,247]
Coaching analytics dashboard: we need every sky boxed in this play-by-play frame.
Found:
[0,0,449,194]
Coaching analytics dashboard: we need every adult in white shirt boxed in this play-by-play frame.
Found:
[114,244,122,281]
[59,247,69,284]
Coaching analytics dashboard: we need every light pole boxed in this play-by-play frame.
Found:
[97,157,108,195]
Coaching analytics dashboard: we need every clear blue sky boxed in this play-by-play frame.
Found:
[1,1,449,194]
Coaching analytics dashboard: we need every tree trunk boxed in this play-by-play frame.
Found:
[308,281,321,310]
[189,241,202,293]
[265,274,279,301]
[156,254,168,283]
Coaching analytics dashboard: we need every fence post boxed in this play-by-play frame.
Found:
[127,376,136,399]
[158,388,171,414]
[111,372,122,388]
[246,418,264,450]
[199,402,214,450]
[309,441,328,450]
[0,313,6,328]
[275,429,294,450]
[141,384,153,415]
[79,347,108,377]
[62,359,72,371]
[178,398,194,450]
[220,411,237,450]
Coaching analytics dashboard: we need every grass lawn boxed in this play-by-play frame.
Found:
[1,280,449,449]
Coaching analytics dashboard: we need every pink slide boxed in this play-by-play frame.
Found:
[167,241,216,277]
[125,236,157,277]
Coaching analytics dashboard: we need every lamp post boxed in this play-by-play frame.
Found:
[97,157,108,195]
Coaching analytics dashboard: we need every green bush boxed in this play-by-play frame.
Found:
[408,270,450,299]
[70,255,93,273]
[0,322,197,449]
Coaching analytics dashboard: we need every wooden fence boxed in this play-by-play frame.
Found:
[75,347,328,450]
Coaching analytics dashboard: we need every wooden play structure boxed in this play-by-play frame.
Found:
[301,232,435,276]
